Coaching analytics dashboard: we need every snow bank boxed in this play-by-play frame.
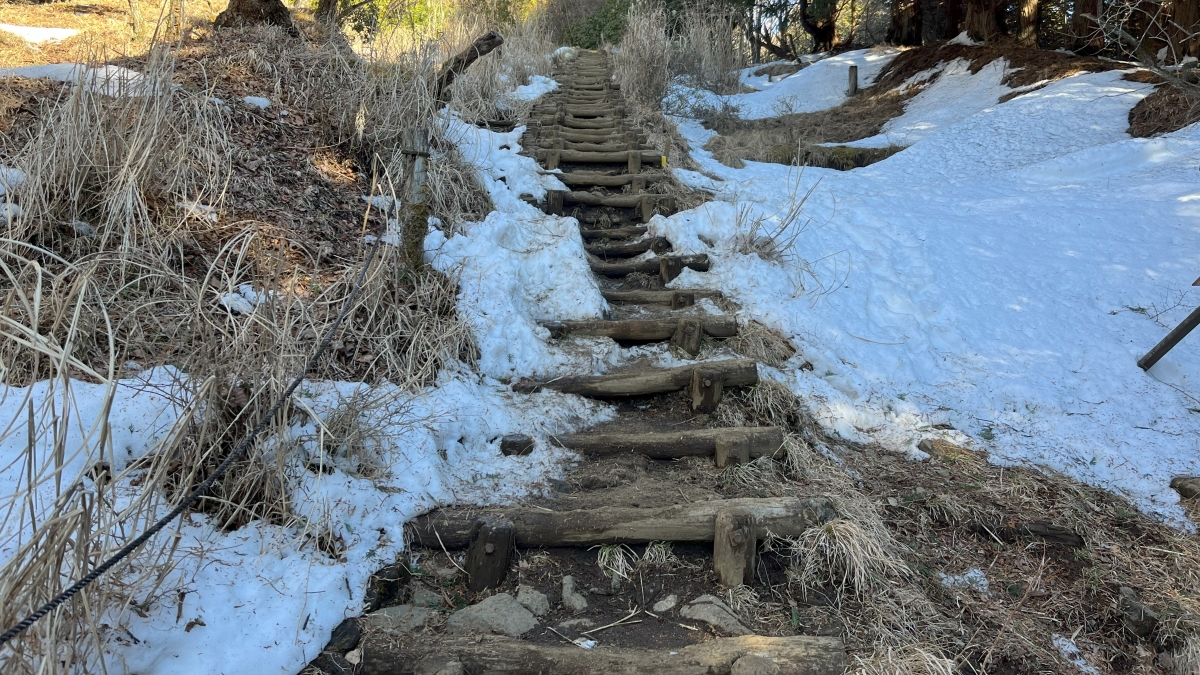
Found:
[0,23,78,44]
[671,63,1200,524]
[0,63,155,97]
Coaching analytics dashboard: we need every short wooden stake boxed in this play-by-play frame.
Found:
[670,291,695,310]
[671,318,703,357]
[659,257,683,284]
[400,127,431,271]
[656,196,676,216]
[465,518,514,592]
[639,195,654,223]
[547,150,561,170]
[547,190,565,215]
[631,176,647,193]
[713,509,757,587]
[848,65,858,96]
[714,431,751,468]
[690,367,724,413]
[627,150,642,175]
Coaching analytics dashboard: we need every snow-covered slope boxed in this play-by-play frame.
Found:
[669,53,1200,525]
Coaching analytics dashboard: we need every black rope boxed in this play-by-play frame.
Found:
[0,236,384,647]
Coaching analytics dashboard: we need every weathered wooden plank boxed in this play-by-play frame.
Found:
[361,634,846,675]
[590,254,710,277]
[551,426,783,459]
[579,225,648,241]
[541,316,736,341]
[536,149,662,164]
[408,496,836,548]
[512,357,756,398]
[585,236,671,258]
[601,289,723,306]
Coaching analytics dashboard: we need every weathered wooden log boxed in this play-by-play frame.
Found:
[512,357,757,398]
[660,256,684,282]
[360,634,846,675]
[563,104,625,117]
[601,289,723,306]
[535,140,649,153]
[715,431,752,468]
[579,225,648,241]
[546,189,564,214]
[436,31,504,104]
[590,254,710,278]
[542,316,735,341]
[538,117,624,130]
[536,150,662,165]
[1138,304,1200,370]
[714,509,757,587]
[551,426,783,459]
[562,191,659,208]
[585,236,671,258]
[464,518,513,592]
[408,495,836,548]
[552,129,644,143]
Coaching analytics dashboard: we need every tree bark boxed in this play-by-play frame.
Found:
[943,0,964,38]
[888,0,924,45]
[797,0,840,52]
[214,0,296,34]
[1018,0,1039,45]
[1070,0,1104,52]
[964,0,1001,41]
[1175,0,1200,58]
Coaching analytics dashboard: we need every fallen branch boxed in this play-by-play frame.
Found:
[436,31,505,104]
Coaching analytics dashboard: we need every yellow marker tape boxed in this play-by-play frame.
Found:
[661,156,667,168]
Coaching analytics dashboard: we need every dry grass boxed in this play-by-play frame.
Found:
[670,6,745,95]
[612,0,670,109]
[1126,70,1200,137]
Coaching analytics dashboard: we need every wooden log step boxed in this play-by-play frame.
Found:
[561,191,656,208]
[551,128,643,143]
[552,426,783,459]
[361,634,846,675]
[535,140,652,153]
[585,236,671,258]
[408,496,836,548]
[602,289,723,305]
[539,117,624,130]
[512,357,756,398]
[537,149,663,165]
[541,315,736,341]
[579,225,648,240]
[553,172,667,187]
[590,253,710,277]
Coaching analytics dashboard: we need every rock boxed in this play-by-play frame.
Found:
[447,593,538,637]
[433,565,461,580]
[366,604,431,635]
[562,576,588,613]
[679,595,752,636]
[324,618,361,652]
[433,662,465,675]
[1119,586,1159,639]
[732,655,780,675]
[1171,476,1200,500]
[411,585,443,608]
[652,594,679,613]
[517,586,550,617]
[364,562,412,612]
[311,652,354,674]
[556,618,595,631]
[918,438,973,460]
[414,660,466,675]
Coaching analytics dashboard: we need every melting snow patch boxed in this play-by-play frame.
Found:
[243,95,271,109]
[947,30,982,46]
[0,23,79,44]
[513,74,559,101]
[0,166,24,197]
[937,568,989,593]
[218,284,273,315]
[0,63,157,97]
[1052,634,1101,675]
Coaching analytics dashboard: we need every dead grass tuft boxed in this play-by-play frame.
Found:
[1126,72,1200,137]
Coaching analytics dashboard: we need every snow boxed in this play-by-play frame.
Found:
[0,63,154,96]
[0,23,78,44]
[937,568,989,593]
[669,63,1200,525]
[512,74,559,101]
[0,165,24,198]
[1052,634,1102,675]
[243,95,271,109]
[218,284,274,315]
[668,48,899,119]
[947,30,982,47]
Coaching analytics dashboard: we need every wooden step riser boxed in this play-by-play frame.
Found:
[513,358,756,398]
[542,315,736,341]
[590,254,708,277]
[552,427,783,459]
[585,236,672,258]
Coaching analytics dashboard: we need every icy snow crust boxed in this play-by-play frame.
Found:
[669,50,1200,525]
[0,100,616,671]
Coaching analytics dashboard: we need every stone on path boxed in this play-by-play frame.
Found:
[446,593,538,637]
[366,604,431,635]
[1171,476,1200,500]
[652,594,678,613]
[411,584,443,608]
[517,585,550,616]
[562,575,589,613]
[679,595,752,636]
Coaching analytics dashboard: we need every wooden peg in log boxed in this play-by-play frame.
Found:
[465,518,513,592]
[547,190,565,215]
[640,195,654,223]
[547,150,561,170]
[660,257,683,283]
[691,367,724,413]
[713,509,757,587]
[672,291,695,309]
[671,318,703,357]
[714,431,751,468]
[628,149,642,175]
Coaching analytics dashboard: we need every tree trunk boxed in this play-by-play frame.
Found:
[214,0,296,33]
[1175,0,1200,58]
[797,0,840,52]
[1070,0,1104,52]
[889,0,924,45]
[943,0,964,37]
[964,0,1001,40]
[1018,0,1039,45]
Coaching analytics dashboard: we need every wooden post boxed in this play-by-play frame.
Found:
[465,518,513,592]
[671,291,695,310]
[547,190,565,216]
[671,318,703,357]
[436,31,505,104]
[631,176,647,193]
[639,195,654,223]
[714,432,751,468]
[401,127,431,271]
[659,257,683,284]
[1138,305,1200,370]
[547,150,561,170]
[627,149,642,175]
[848,65,858,96]
[713,509,756,587]
[691,367,724,413]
